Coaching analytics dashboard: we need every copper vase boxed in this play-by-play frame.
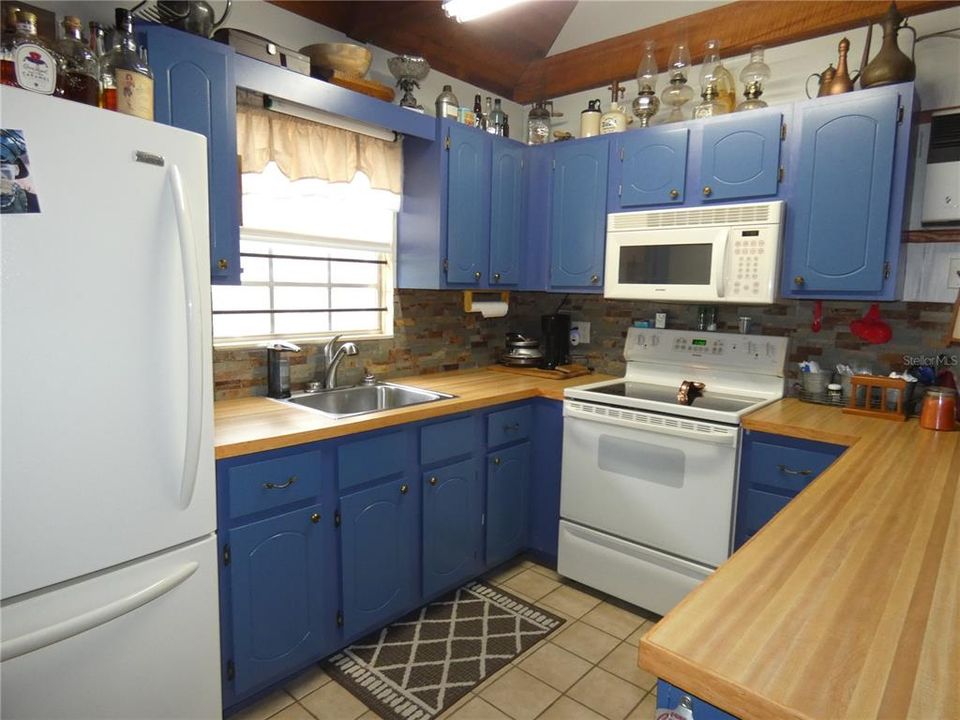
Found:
[861,2,916,88]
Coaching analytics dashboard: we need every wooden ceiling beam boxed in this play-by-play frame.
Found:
[514,0,959,104]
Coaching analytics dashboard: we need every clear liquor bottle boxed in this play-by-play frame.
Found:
[56,16,99,106]
[8,10,65,96]
[88,21,106,107]
[489,98,505,135]
[101,8,153,120]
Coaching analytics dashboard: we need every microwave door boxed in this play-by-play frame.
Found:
[605,227,721,300]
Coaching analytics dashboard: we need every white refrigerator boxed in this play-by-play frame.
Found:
[0,87,221,719]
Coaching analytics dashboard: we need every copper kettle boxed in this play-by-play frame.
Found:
[860,1,916,88]
[806,37,858,98]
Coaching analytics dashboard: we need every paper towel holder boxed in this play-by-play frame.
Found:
[463,290,510,313]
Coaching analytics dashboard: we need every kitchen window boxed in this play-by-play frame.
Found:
[211,162,398,345]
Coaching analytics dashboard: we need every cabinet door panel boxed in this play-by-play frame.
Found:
[446,124,491,285]
[144,26,240,284]
[340,479,418,638]
[550,141,609,288]
[699,112,782,201]
[486,443,530,567]
[423,458,481,597]
[786,92,898,294]
[490,143,524,286]
[619,127,688,207]
[229,504,326,695]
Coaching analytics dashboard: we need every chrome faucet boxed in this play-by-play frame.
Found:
[321,335,358,389]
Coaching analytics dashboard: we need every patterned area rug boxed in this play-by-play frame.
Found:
[324,580,565,720]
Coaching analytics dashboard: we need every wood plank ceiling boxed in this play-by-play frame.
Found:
[271,0,958,104]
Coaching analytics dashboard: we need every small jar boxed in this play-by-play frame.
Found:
[919,387,957,431]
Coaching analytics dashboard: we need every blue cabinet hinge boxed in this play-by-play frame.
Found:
[781,123,787,141]
[334,510,341,528]
[226,660,235,681]
[222,544,230,566]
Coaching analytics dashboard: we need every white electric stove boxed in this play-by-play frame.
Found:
[558,328,788,616]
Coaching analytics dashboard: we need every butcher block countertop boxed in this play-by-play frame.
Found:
[214,368,612,459]
[639,399,960,720]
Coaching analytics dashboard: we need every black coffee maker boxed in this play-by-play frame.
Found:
[541,314,571,369]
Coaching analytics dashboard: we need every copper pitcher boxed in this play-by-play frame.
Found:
[860,1,916,88]
[806,64,837,98]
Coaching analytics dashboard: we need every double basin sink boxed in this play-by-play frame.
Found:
[281,382,455,419]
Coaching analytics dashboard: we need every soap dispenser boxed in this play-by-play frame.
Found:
[265,340,301,398]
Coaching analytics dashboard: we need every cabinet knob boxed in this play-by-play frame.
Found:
[428,476,438,486]
[493,272,501,282]
[310,512,320,524]
[217,258,229,270]
[590,274,600,284]
[794,275,805,286]
[474,271,482,280]
[669,189,679,199]
[493,456,501,465]
[702,186,713,197]
[263,475,297,490]
[400,483,409,495]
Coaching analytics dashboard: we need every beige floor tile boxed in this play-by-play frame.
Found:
[626,691,658,720]
[357,711,384,720]
[486,560,528,586]
[447,695,512,720]
[502,569,562,600]
[479,667,561,720]
[283,664,331,699]
[625,621,652,647]
[580,603,645,640]
[270,704,315,720]
[518,642,592,692]
[551,621,620,664]
[536,696,608,720]
[474,660,516,692]
[300,681,368,720]
[539,585,603,619]
[598,643,658,691]
[567,668,647,720]
[527,564,563,582]
[230,690,295,720]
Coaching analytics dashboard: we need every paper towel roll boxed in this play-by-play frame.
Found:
[471,301,509,318]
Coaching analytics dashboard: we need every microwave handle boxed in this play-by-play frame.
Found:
[715,230,729,298]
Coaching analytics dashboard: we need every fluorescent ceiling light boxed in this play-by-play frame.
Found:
[263,95,397,143]
[443,0,523,23]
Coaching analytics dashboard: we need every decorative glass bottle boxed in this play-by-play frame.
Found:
[56,16,99,106]
[489,98,505,135]
[527,101,551,145]
[8,10,65,96]
[1,5,20,88]
[737,45,770,111]
[632,39,660,127]
[699,39,736,114]
[101,8,153,120]
[660,40,694,123]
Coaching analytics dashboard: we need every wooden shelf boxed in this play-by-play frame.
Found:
[903,228,960,243]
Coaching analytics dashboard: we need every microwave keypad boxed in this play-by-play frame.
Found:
[733,238,767,296]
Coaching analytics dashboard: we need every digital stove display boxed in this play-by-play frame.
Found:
[691,338,707,346]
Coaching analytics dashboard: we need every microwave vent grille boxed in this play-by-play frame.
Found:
[610,203,772,231]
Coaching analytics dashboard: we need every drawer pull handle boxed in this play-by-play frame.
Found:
[777,465,813,477]
[428,476,438,486]
[263,476,297,490]
[504,422,520,432]
[400,483,409,495]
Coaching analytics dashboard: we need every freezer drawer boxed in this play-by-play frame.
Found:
[1,535,221,720]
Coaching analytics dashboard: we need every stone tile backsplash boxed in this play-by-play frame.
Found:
[213,289,957,399]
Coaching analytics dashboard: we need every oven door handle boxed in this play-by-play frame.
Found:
[563,401,739,446]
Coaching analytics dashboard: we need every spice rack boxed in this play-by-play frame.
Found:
[841,375,908,422]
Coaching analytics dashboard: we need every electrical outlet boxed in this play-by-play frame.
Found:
[576,321,590,344]
[949,257,960,289]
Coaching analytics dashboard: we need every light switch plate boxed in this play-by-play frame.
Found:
[949,257,960,289]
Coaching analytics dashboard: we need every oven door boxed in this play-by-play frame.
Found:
[560,400,739,567]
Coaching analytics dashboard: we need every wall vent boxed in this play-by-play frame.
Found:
[609,201,782,231]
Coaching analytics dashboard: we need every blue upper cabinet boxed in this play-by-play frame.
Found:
[422,458,482,598]
[141,25,240,284]
[339,478,418,639]
[698,111,783,202]
[228,504,328,696]
[489,143,525,286]
[617,127,689,208]
[446,123,492,285]
[782,84,913,299]
[485,443,530,568]
[550,138,609,290]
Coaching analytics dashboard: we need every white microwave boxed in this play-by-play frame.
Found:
[604,200,785,304]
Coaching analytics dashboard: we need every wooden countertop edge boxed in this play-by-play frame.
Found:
[740,414,861,447]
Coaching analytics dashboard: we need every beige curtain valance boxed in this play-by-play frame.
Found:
[236,103,403,194]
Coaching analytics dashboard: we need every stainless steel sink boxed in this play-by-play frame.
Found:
[283,382,455,419]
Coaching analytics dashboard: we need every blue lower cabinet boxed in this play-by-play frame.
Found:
[485,443,531,567]
[422,458,482,597]
[228,504,328,696]
[528,400,563,561]
[657,680,739,720]
[340,478,419,639]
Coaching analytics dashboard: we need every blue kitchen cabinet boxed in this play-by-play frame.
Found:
[735,430,845,549]
[656,680,739,720]
[228,504,329,697]
[422,458,482,597]
[489,142,525,286]
[782,83,914,299]
[698,110,783,202]
[615,126,689,208]
[446,122,492,285]
[340,477,418,639]
[550,138,610,290]
[485,442,531,567]
[528,399,563,562]
[141,24,240,284]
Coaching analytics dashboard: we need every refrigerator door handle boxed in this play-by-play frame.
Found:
[0,562,199,661]
[168,164,203,510]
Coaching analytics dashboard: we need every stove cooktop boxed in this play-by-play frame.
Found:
[590,381,763,413]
